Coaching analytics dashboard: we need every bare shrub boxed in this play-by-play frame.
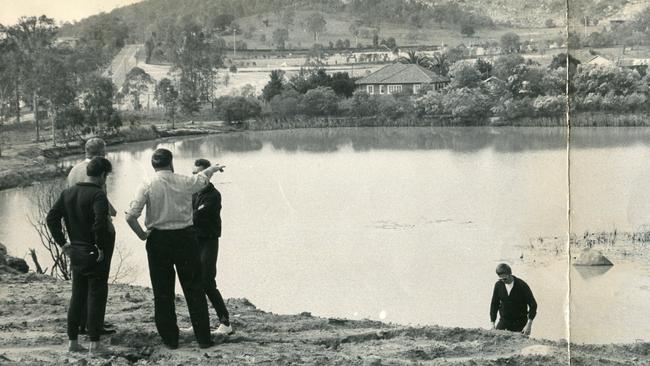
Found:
[109,242,140,284]
[27,180,70,280]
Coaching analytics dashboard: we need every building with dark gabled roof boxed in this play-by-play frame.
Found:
[355,63,450,95]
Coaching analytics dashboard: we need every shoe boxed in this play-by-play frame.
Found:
[214,324,233,335]
[101,328,117,335]
[88,341,111,356]
[163,342,179,350]
[103,321,115,329]
[68,342,88,353]
[198,340,215,349]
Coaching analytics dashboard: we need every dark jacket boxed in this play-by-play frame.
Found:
[490,276,537,323]
[192,183,221,239]
[46,182,111,250]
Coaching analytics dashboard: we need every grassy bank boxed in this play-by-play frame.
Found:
[570,112,650,127]
[245,115,566,130]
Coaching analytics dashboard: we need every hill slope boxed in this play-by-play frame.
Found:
[58,0,562,44]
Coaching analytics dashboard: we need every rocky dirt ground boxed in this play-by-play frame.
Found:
[0,270,648,366]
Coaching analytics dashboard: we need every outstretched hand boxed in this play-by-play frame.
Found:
[521,323,532,336]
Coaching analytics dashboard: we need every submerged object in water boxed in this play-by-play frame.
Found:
[573,249,613,266]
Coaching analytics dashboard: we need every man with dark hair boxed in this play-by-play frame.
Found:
[490,263,537,336]
[67,137,117,336]
[125,148,225,349]
[192,158,232,335]
[47,157,114,354]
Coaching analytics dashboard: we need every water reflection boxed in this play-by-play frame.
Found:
[137,127,569,154]
[570,127,650,149]
[573,265,613,280]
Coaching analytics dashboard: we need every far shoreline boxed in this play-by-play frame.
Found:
[1,119,648,192]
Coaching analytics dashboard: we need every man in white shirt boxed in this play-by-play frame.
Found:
[125,148,224,349]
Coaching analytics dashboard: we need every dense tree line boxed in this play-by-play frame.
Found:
[0,16,121,151]
[251,53,568,124]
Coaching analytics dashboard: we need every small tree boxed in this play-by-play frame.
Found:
[460,24,475,37]
[329,72,356,97]
[28,181,70,280]
[155,78,179,128]
[179,75,200,115]
[349,20,362,48]
[500,32,521,54]
[545,19,556,28]
[300,86,338,116]
[218,96,262,123]
[306,13,327,42]
[272,28,289,50]
[399,50,431,67]
[270,90,302,118]
[83,76,119,130]
[121,67,153,110]
[449,62,482,89]
[262,70,285,102]
[476,58,493,80]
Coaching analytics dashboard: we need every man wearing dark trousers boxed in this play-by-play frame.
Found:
[125,148,225,349]
[490,263,537,336]
[192,159,232,335]
[47,157,115,354]
[67,137,116,337]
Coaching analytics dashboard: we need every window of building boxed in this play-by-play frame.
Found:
[413,84,421,94]
[379,85,385,94]
[387,85,403,94]
[367,85,374,94]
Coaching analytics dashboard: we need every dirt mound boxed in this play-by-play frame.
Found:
[0,273,647,365]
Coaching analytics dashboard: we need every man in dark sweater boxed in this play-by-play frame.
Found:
[192,158,232,335]
[490,263,537,336]
[47,157,115,354]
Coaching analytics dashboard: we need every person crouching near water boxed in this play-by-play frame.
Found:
[46,157,114,354]
[191,159,233,335]
[125,148,225,349]
[489,263,537,336]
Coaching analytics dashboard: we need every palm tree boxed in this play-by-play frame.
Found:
[398,50,431,68]
[429,53,450,76]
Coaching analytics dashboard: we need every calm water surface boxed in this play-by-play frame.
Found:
[0,127,648,344]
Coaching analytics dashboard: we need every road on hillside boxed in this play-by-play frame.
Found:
[105,44,143,89]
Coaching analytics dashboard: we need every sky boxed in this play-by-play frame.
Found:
[0,0,142,26]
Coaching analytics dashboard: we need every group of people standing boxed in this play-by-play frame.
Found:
[45,137,540,355]
[46,138,232,353]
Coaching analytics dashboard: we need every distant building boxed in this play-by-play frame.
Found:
[355,63,450,95]
[54,37,79,48]
[609,19,626,27]
[586,55,613,66]
[617,58,650,75]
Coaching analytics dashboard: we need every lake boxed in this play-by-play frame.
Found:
[0,127,648,344]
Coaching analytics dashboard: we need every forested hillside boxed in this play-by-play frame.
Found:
[57,0,500,46]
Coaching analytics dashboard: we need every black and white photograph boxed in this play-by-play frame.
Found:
[0,0,648,364]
